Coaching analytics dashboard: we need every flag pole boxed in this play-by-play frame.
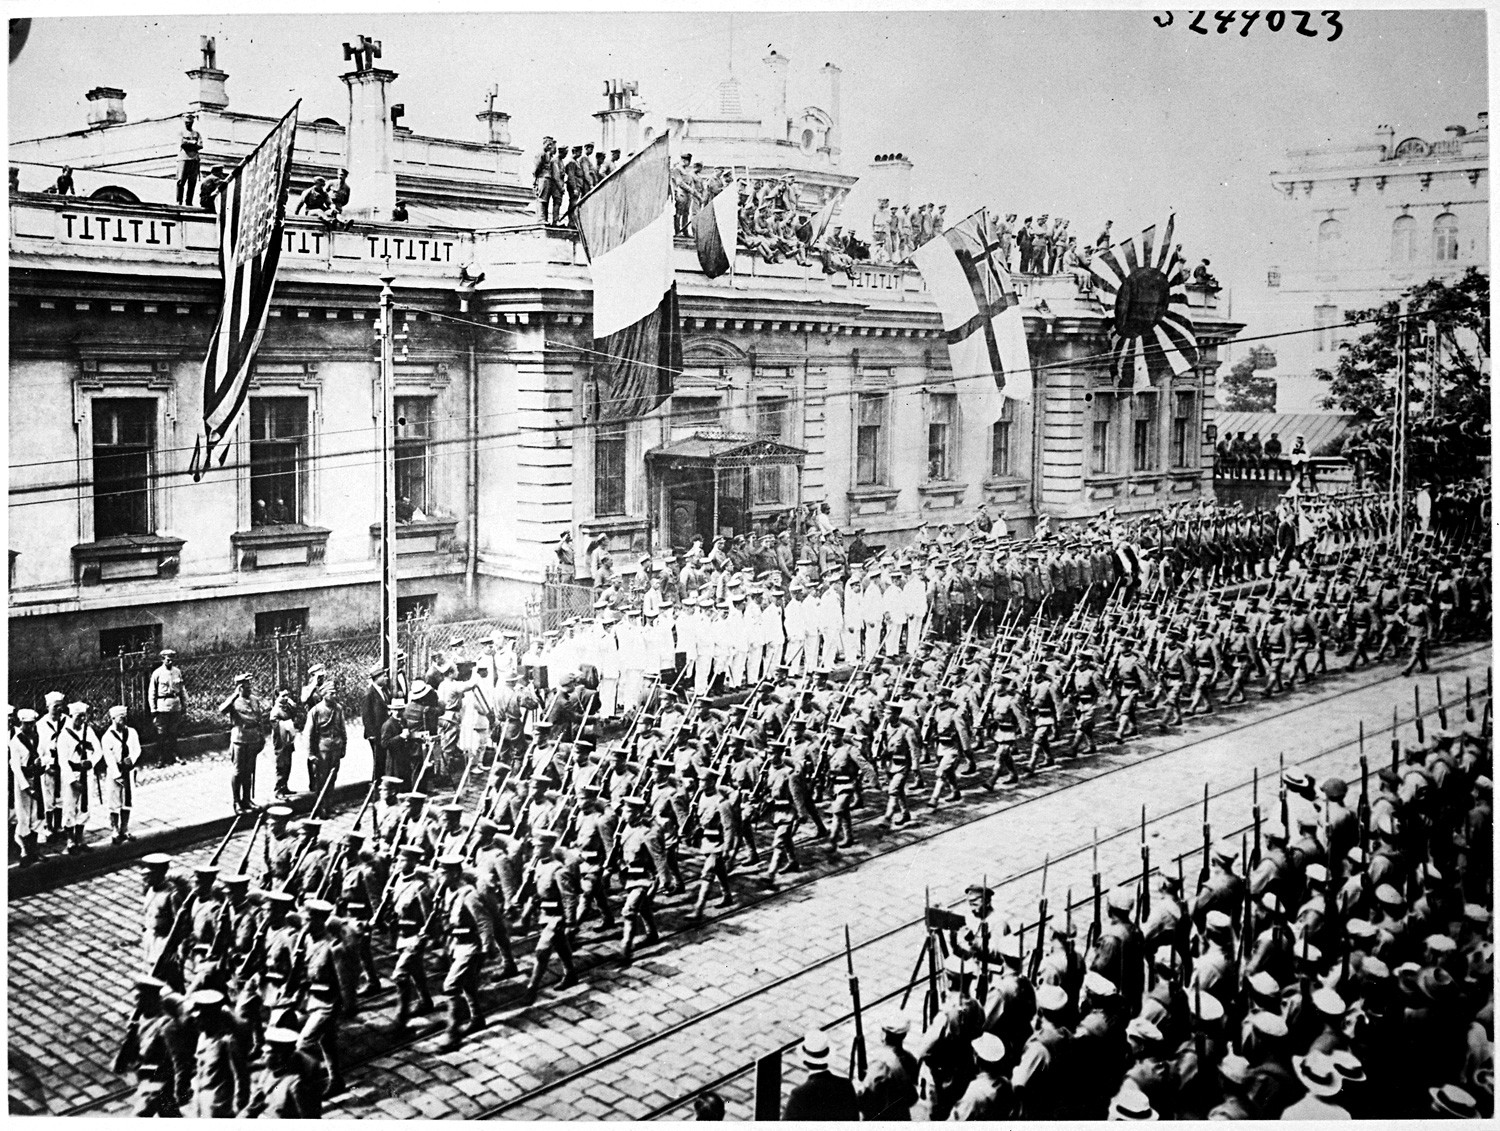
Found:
[379,263,400,680]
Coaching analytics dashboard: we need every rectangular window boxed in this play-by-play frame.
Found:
[594,423,627,517]
[856,394,887,485]
[1171,392,1195,469]
[668,394,721,442]
[1132,413,1161,473]
[926,393,956,481]
[1314,304,1339,353]
[92,398,155,539]
[753,397,788,505]
[394,396,433,519]
[1090,420,1111,475]
[250,398,308,526]
[396,593,435,621]
[255,607,308,639]
[98,623,161,660]
[991,399,1015,478]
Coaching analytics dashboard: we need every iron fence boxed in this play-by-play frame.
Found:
[7,608,538,741]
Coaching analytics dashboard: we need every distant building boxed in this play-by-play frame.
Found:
[1264,114,1489,413]
[8,39,1240,673]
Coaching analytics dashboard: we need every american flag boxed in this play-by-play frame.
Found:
[190,103,300,480]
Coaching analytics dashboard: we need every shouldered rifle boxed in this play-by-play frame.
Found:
[1391,705,1401,774]
[1028,855,1050,983]
[1197,783,1211,893]
[845,925,868,1079]
[1139,806,1151,921]
[1089,827,1102,949]
[235,807,268,875]
[1278,752,1289,838]
[1251,768,1262,869]
[1413,686,1425,744]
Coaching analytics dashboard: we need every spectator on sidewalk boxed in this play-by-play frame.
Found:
[784,1030,860,1120]
[150,649,187,766]
[362,667,391,783]
[221,674,269,814]
[99,704,142,844]
[303,685,346,816]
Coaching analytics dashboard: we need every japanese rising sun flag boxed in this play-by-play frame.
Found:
[910,208,1033,415]
[576,133,683,420]
[1089,213,1199,392]
[191,102,300,480]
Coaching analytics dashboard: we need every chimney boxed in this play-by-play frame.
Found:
[187,35,228,111]
[340,36,398,221]
[476,84,511,146]
[85,87,127,128]
[1375,123,1395,156]
[593,79,643,156]
[763,49,789,142]
[820,62,841,163]
[868,153,913,210]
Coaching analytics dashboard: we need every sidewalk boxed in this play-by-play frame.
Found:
[7,724,373,897]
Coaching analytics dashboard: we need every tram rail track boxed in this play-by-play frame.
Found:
[51,643,1488,1118]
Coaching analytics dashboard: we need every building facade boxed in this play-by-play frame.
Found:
[1264,114,1489,413]
[8,41,1239,673]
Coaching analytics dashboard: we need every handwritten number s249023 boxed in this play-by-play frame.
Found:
[1323,10,1343,40]
[1293,10,1318,36]
[1153,10,1173,26]
[1188,10,1209,33]
[1214,11,1236,32]
[1265,10,1285,30]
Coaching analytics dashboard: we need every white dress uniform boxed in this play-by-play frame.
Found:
[863,579,888,661]
[617,617,648,711]
[782,594,807,675]
[57,718,98,832]
[696,608,721,697]
[843,579,865,664]
[97,721,141,817]
[36,707,65,823]
[742,599,765,685]
[9,731,40,844]
[903,573,929,652]
[597,621,622,717]
[880,577,906,657]
[461,660,496,758]
[729,601,752,689]
[817,587,842,670]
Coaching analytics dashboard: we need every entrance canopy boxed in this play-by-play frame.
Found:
[646,432,808,555]
[646,433,809,472]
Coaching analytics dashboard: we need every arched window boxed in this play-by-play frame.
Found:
[1433,212,1459,262]
[1390,215,1416,264]
[89,185,140,205]
[1316,217,1342,262]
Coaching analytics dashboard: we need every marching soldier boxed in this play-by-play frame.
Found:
[333,832,382,997]
[437,854,494,1048]
[689,767,735,918]
[523,829,578,1002]
[242,1025,324,1118]
[824,719,866,850]
[187,989,249,1117]
[617,796,663,963]
[385,845,435,1032]
[297,899,346,1097]
[118,975,191,1116]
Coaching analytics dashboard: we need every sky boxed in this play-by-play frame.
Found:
[7,7,1489,337]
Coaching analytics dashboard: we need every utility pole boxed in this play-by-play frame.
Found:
[378,266,400,678]
[1389,298,1410,553]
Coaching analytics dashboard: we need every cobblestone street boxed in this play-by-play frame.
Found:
[9,643,1488,1119]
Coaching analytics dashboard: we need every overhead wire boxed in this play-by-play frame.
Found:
[6,301,1475,508]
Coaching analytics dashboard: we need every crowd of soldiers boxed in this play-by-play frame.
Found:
[12,485,1490,1117]
[786,686,1493,1119]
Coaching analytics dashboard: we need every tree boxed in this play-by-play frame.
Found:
[1220,345,1277,412]
[1314,268,1489,486]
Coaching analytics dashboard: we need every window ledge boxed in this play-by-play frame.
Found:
[580,516,648,536]
[71,535,185,585]
[847,485,900,501]
[981,475,1029,490]
[230,525,330,571]
[918,481,968,503]
[369,517,460,556]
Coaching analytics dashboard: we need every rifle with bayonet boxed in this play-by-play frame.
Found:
[845,925,868,1079]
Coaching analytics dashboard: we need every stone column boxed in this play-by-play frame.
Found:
[342,66,399,220]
